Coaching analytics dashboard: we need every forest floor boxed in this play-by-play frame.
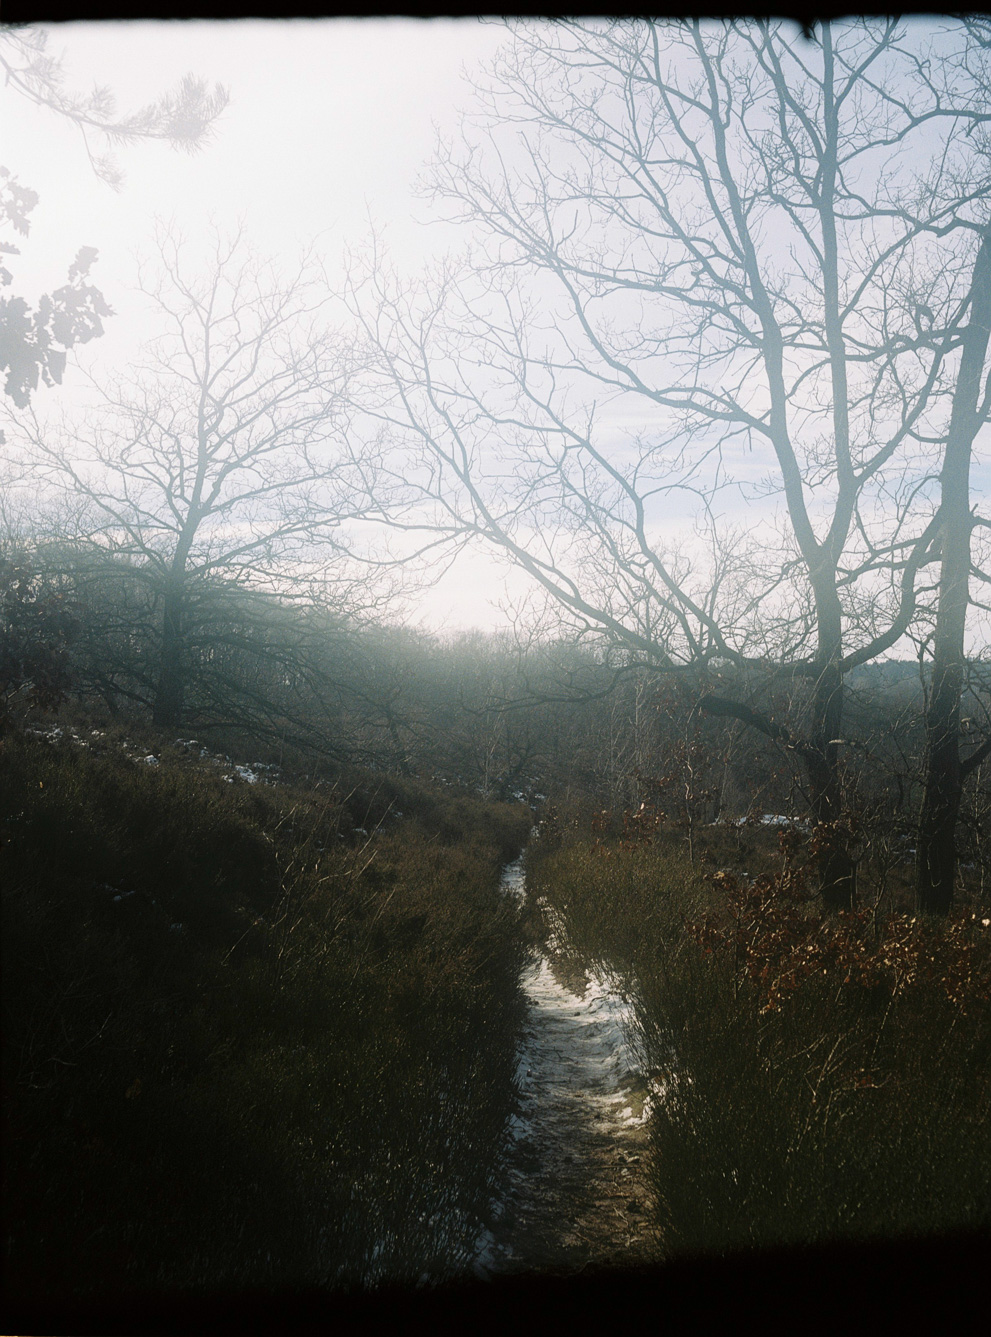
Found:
[473,862,661,1277]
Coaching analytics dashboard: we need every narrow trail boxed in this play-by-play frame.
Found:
[474,859,660,1278]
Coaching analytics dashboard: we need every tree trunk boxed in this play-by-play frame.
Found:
[808,577,856,912]
[152,581,185,730]
[698,661,857,911]
[805,740,856,913]
[917,227,991,915]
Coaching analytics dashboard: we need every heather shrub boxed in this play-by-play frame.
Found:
[1,730,531,1301]
[527,811,991,1255]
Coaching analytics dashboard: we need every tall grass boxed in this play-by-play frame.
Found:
[1,730,532,1302]
[527,812,991,1256]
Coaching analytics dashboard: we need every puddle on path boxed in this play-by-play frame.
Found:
[474,859,659,1277]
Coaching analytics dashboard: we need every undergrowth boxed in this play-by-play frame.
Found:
[1,728,532,1303]
[527,805,991,1256]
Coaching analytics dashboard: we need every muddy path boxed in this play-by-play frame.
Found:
[474,860,659,1278]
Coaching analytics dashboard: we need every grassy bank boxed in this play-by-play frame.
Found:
[1,728,532,1302]
[527,808,991,1256]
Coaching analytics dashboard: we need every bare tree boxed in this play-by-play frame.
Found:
[16,225,377,732]
[349,17,991,909]
[917,222,991,912]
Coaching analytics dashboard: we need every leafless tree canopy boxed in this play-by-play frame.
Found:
[346,17,991,907]
[13,226,384,731]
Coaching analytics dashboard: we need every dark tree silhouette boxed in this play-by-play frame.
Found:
[0,547,78,731]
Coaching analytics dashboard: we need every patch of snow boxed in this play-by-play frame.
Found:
[506,1114,528,1141]
[736,813,809,831]
[472,1226,512,1279]
[499,855,526,907]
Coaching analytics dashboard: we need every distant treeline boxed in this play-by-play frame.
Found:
[4,541,991,893]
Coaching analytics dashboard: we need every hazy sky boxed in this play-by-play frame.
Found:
[4,18,508,286]
[3,18,989,648]
[2,17,541,630]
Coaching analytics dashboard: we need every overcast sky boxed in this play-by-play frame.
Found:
[2,18,541,631]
